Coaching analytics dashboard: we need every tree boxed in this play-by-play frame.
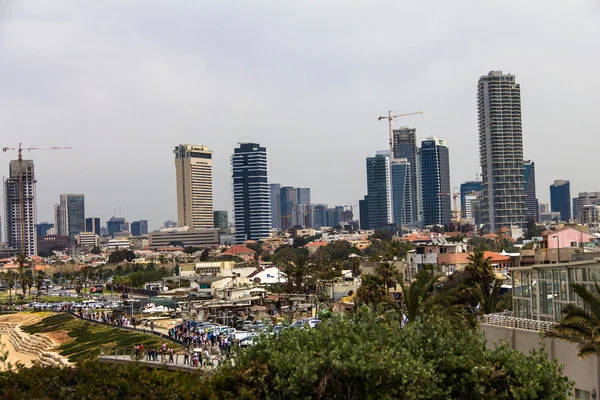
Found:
[356,274,387,305]
[372,229,393,241]
[108,249,136,264]
[545,282,600,358]
[282,253,314,294]
[182,246,201,255]
[35,271,46,295]
[375,262,402,289]
[465,250,494,287]
[471,278,505,315]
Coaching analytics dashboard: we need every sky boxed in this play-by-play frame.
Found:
[0,0,599,231]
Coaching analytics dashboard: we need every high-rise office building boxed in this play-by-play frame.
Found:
[85,217,101,237]
[232,143,271,243]
[312,204,329,229]
[477,71,526,231]
[365,151,393,229]
[4,159,37,255]
[523,160,538,222]
[464,191,483,225]
[550,180,571,222]
[131,220,149,236]
[163,220,177,228]
[213,211,228,233]
[58,194,85,239]
[107,217,129,238]
[391,158,412,228]
[174,144,214,230]
[269,183,281,230]
[420,138,451,226]
[36,222,54,238]
[298,188,311,205]
[573,192,600,222]
[391,127,418,223]
[359,197,369,230]
[460,181,483,218]
[280,187,298,231]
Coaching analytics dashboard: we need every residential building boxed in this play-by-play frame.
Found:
[459,181,483,219]
[231,143,271,243]
[213,211,228,233]
[539,211,561,223]
[4,159,37,255]
[218,244,256,261]
[76,231,99,247]
[174,144,214,230]
[523,160,538,222]
[365,151,393,229]
[106,217,129,238]
[53,204,60,235]
[37,235,70,255]
[131,220,149,236]
[578,205,600,225]
[269,183,281,230]
[85,217,101,237]
[550,180,571,222]
[538,202,549,214]
[58,194,85,239]
[573,192,600,222]
[477,71,526,231]
[148,227,220,248]
[35,222,54,238]
[420,137,450,226]
[391,127,418,223]
[391,158,412,228]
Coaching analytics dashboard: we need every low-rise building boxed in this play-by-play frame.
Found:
[38,235,71,255]
[76,232,99,247]
[218,244,256,261]
[148,227,220,249]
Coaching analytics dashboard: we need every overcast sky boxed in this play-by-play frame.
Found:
[1,1,599,231]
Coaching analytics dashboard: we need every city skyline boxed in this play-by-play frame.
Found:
[1,2,599,229]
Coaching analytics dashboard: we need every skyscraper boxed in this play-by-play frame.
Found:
[280,187,298,231]
[459,181,483,218]
[478,71,526,231]
[269,183,281,229]
[4,159,37,255]
[106,217,129,238]
[131,220,149,236]
[85,217,101,237]
[523,160,538,222]
[232,143,271,243]
[391,158,412,228]
[365,151,393,229]
[298,188,311,205]
[572,192,600,222]
[36,222,54,238]
[58,194,85,239]
[550,180,571,222]
[213,211,228,233]
[420,138,451,226]
[391,127,418,223]
[174,144,214,230]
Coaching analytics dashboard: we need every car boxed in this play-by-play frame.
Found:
[307,319,322,328]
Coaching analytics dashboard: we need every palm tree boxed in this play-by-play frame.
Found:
[465,250,494,287]
[15,254,26,295]
[375,262,402,290]
[471,279,505,315]
[356,274,387,306]
[5,272,15,298]
[282,254,314,294]
[35,271,46,296]
[545,283,600,358]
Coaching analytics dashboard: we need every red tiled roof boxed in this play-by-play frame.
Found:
[305,241,328,248]
[221,245,256,255]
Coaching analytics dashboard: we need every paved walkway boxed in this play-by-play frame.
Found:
[98,352,228,372]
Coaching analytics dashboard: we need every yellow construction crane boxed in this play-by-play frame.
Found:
[2,143,72,254]
[377,111,423,150]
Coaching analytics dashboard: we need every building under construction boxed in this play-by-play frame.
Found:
[4,159,37,256]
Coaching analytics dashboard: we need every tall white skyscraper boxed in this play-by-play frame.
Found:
[174,144,214,230]
[478,71,526,231]
[4,159,37,255]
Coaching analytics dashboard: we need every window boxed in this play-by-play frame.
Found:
[575,389,591,400]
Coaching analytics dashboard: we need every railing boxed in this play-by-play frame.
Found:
[481,313,557,332]
[99,346,223,369]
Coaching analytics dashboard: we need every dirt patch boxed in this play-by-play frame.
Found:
[45,330,72,347]
[0,312,48,326]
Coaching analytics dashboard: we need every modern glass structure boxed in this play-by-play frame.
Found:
[280,186,298,231]
[269,183,281,229]
[85,217,101,236]
[4,159,37,255]
[523,160,538,222]
[459,181,483,218]
[106,217,128,238]
[391,158,412,228]
[213,211,228,233]
[550,180,571,222]
[58,194,85,239]
[35,222,54,238]
[174,144,214,230]
[391,127,418,223]
[478,71,526,231]
[365,151,393,229]
[231,143,271,243]
[131,220,148,236]
[420,138,450,226]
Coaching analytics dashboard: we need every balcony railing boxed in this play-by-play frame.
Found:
[481,313,556,332]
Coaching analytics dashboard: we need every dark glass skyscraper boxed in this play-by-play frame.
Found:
[391,128,418,223]
[131,220,148,236]
[523,160,538,222]
[366,151,392,229]
[232,143,271,243]
[391,158,412,228]
[460,181,483,218]
[420,138,450,226]
[269,184,281,229]
[85,217,101,237]
[550,180,571,222]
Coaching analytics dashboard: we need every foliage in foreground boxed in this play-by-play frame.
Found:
[0,311,572,399]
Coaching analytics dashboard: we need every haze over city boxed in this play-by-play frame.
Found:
[1,1,599,230]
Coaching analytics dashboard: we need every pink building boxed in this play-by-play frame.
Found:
[542,228,597,249]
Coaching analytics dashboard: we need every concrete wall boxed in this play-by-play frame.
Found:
[481,323,600,396]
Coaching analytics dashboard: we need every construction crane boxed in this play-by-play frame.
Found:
[437,191,461,229]
[377,111,423,150]
[2,144,72,255]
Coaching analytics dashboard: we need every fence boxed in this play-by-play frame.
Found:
[481,313,557,332]
[99,346,223,369]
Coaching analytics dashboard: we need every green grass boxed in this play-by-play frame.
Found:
[22,313,179,363]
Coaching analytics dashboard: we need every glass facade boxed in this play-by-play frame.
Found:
[420,138,450,226]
